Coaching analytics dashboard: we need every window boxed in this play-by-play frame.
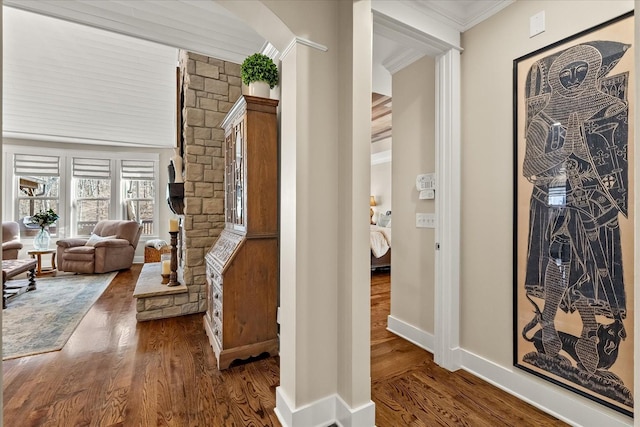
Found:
[73,158,112,235]
[122,160,156,235]
[14,154,60,238]
[4,145,159,241]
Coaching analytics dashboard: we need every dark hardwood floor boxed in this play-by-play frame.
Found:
[3,265,565,426]
[370,270,565,426]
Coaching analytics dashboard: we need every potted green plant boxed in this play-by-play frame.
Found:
[241,53,279,98]
[28,208,59,250]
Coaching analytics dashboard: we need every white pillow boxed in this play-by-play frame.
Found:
[85,234,117,247]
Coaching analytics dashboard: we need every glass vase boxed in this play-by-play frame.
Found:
[34,228,51,250]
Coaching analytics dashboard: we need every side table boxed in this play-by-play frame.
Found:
[27,249,57,277]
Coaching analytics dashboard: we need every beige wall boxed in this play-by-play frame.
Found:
[461,0,633,367]
[390,55,436,333]
[230,1,373,416]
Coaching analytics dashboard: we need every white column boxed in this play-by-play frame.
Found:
[433,48,462,371]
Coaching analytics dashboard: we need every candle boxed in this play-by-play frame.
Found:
[169,218,179,232]
[162,259,171,275]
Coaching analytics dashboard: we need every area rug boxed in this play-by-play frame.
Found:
[2,272,117,360]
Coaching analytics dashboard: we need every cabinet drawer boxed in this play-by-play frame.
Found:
[208,269,222,287]
[212,283,223,304]
[209,284,222,319]
[213,316,223,347]
[212,297,222,321]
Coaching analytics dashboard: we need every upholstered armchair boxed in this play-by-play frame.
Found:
[56,220,142,274]
[2,221,23,260]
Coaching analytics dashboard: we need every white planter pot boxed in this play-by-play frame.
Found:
[248,81,270,98]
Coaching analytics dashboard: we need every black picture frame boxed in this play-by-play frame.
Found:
[513,11,634,417]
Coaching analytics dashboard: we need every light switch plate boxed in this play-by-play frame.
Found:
[416,213,436,228]
[530,11,545,37]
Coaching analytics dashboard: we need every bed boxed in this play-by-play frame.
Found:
[371,213,391,270]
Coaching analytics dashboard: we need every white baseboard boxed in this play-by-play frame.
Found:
[276,387,376,427]
[335,394,375,427]
[386,314,434,352]
[276,388,335,427]
[385,316,628,426]
[459,349,631,427]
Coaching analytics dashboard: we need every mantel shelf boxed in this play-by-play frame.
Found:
[133,262,187,298]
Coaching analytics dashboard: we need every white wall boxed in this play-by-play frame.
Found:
[460,1,634,424]
[390,55,436,335]
[3,7,177,148]
[370,160,391,221]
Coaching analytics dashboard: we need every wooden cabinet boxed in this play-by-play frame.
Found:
[204,95,279,370]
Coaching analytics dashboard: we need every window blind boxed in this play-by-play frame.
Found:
[73,158,111,179]
[121,160,155,180]
[14,154,59,176]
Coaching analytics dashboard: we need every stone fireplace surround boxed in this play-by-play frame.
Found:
[134,51,242,321]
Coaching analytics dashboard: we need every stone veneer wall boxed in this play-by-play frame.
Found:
[179,51,242,313]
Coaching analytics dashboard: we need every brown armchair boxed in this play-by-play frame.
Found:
[56,220,142,274]
[2,221,23,260]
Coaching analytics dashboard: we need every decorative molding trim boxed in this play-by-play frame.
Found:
[220,96,246,129]
[387,315,434,352]
[296,37,329,52]
[382,49,427,74]
[260,41,280,60]
[372,10,461,54]
[275,388,375,427]
[407,0,515,33]
[371,150,392,165]
[459,349,630,427]
[2,131,170,148]
[280,37,328,61]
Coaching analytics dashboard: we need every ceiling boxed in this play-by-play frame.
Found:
[371,93,392,143]
[2,0,266,64]
[4,0,513,70]
[3,0,513,146]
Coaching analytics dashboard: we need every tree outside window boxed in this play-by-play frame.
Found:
[14,154,60,238]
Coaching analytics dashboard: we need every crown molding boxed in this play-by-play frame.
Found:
[372,10,460,57]
[407,0,515,32]
[260,41,280,60]
[382,48,426,74]
[280,37,328,61]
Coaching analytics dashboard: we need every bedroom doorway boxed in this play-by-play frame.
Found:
[371,8,462,371]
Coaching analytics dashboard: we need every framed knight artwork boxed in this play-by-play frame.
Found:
[513,12,634,416]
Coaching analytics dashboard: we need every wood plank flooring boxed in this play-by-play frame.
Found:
[370,270,565,426]
[3,265,565,426]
